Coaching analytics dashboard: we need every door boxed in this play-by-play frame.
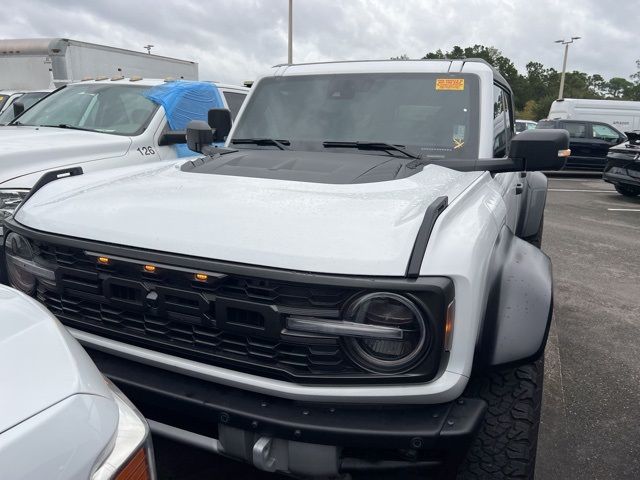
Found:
[590,123,623,168]
[492,84,520,231]
[558,121,590,168]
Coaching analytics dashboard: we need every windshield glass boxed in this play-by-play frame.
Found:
[0,92,49,125]
[13,84,158,135]
[232,73,480,159]
[0,94,10,112]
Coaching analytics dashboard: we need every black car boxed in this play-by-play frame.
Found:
[537,119,627,170]
[603,131,640,197]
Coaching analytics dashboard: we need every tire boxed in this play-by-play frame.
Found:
[524,213,544,249]
[614,184,640,197]
[456,357,544,480]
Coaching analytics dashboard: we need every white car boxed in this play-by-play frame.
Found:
[515,119,537,133]
[0,90,52,120]
[0,284,156,479]
[3,59,569,478]
[0,78,248,233]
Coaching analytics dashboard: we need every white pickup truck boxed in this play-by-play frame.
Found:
[0,78,248,230]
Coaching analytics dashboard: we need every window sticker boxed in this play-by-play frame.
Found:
[436,79,465,91]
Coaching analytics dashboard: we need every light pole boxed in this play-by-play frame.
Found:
[144,44,154,55]
[288,0,293,64]
[555,37,580,100]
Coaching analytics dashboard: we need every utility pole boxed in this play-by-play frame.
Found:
[555,37,580,100]
[144,44,154,55]
[288,0,293,64]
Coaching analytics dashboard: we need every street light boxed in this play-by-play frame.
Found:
[144,44,154,55]
[555,36,581,100]
[288,0,293,64]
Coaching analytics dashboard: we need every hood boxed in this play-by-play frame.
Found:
[0,285,112,434]
[15,157,483,276]
[0,126,131,187]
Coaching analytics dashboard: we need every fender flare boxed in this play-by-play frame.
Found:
[516,171,548,239]
[477,226,553,367]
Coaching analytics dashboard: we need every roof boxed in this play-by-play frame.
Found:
[0,38,195,65]
[272,58,510,89]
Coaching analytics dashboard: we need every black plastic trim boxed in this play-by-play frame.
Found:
[13,167,83,216]
[406,196,448,278]
[88,347,486,451]
[5,218,454,290]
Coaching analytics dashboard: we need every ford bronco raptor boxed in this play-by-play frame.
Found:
[3,59,569,479]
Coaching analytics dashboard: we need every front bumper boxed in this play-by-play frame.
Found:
[603,170,640,188]
[87,347,486,475]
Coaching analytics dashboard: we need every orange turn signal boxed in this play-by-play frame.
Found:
[143,265,156,273]
[97,256,110,265]
[195,273,208,282]
[115,448,150,480]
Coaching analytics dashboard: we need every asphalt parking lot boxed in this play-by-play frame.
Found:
[154,175,640,480]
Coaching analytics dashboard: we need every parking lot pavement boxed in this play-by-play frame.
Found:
[537,176,640,480]
[154,175,640,480]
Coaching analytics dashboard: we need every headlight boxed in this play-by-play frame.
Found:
[0,189,29,225]
[5,232,37,294]
[92,380,156,480]
[343,292,430,373]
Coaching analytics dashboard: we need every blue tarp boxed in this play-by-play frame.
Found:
[145,81,224,156]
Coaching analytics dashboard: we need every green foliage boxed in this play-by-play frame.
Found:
[403,46,640,120]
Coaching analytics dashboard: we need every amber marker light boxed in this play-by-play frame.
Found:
[143,264,156,273]
[444,300,455,352]
[97,256,110,265]
[195,273,208,282]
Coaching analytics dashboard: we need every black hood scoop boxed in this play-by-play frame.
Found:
[181,149,415,184]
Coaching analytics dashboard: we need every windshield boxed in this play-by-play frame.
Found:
[232,73,480,159]
[0,94,10,112]
[0,92,49,125]
[13,84,158,135]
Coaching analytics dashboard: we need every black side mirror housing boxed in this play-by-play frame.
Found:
[208,108,232,143]
[158,130,186,146]
[186,120,214,153]
[12,101,25,118]
[509,129,570,171]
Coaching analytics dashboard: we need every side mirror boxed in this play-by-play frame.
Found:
[186,120,214,153]
[509,129,570,171]
[12,101,25,117]
[208,108,232,143]
[158,130,186,146]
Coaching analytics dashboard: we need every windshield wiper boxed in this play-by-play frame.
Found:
[39,124,96,132]
[231,138,291,150]
[322,141,420,159]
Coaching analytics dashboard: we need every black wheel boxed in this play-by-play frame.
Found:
[614,184,640,197]
[524,213,544,249]
[456,357,544,480]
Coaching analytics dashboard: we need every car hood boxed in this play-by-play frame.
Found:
[15,159,483,276]
[0,285,112,434]
[0,126,131,187]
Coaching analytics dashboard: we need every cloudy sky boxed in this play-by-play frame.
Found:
[4,0,639,85]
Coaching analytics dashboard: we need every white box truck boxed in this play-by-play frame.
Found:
[548,98,640,132]
[0,38,198,90]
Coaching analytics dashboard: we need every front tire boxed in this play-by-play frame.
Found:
[614,184,640,197]
[456,357,544,480]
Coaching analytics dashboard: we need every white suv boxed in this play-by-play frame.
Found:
[3,59,569,479]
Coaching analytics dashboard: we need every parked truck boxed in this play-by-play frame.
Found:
[0,38,198,90]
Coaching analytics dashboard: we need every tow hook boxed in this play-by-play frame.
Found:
[252,436,277,472]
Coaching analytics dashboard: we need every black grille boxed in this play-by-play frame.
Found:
[33,241,368,382]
